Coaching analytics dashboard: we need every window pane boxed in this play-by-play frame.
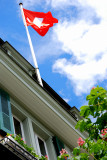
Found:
[1,92,9,116]
[3,113,11,131]
[38,138,46,156]
[13,117,22,136]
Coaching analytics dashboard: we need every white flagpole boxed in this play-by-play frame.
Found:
[19,3,43,87]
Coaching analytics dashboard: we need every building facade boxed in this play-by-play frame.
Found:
[0,38,87,160]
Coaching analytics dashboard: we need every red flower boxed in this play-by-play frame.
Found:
[77,137,85,146]
[91,86,96,90]
[45,155,48,159]
[21,138,23,141]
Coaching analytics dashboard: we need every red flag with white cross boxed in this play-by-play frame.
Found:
[23,8,58,36]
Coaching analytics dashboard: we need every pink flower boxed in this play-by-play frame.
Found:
[101,129,104,133]
[77,137,85,146]
[101,128,107,134]
[60,148,68,155]
[101,133,105,136]
[24,141,26,144]
[21,138,23,141]
[45,155,48,159]
[100,128,107,140]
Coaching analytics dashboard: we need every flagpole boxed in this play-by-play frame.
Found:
[19,3,43,87]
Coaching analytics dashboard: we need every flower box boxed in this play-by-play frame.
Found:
[1,136,37,160]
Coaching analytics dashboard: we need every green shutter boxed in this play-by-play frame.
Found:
[0,89,14,134]
[53,136,64,156]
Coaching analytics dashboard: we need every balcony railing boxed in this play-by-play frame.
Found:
[0,136,37,160]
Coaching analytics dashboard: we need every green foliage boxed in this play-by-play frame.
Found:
[58,86,107,160]
[39,156,48,160]
[76,86,107,139]
[96,112,107,131]
[75,118,93,133]
[73,147,80,156]
[70,153,89,160]
[57,154,69,160]
[100,155,107,160]
[81,86,107,117]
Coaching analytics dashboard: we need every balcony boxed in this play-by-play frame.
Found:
[0,136,37,160]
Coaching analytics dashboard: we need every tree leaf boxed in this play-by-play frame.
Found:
[73,147,80,156]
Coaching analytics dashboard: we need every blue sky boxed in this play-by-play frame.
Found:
[0,0,107,109]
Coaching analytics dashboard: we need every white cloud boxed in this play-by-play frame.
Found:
[53,53,107,95]
[63,98,70,103]
[54,20,107,63]
[51,0,75,8]
[51,0,107,21]
[52,0,107,95]
[81,0,107,20]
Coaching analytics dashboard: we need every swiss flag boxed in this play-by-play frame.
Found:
[23,8,58,36]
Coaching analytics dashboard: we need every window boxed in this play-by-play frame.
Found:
[53,136,64,156]
[13,117,22,136]
[35,134,48,157]
[0,89,14,134]
[38,137,46,156]
[13,116,24,138]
